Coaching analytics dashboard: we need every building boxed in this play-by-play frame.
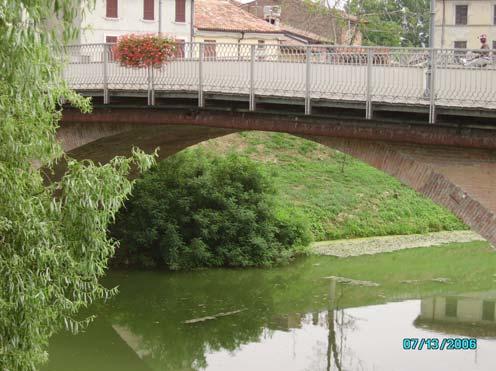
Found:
[435,0,496,49]
[193,0,332,59]
[78,0,194,44]
[238,0,361,45]
[194,0,285,46]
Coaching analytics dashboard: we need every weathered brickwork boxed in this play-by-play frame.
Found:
[59,107,496,246]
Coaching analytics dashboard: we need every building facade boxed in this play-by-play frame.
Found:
[435,0,496,49]
[239,0,361,45]
[79,0,194,44]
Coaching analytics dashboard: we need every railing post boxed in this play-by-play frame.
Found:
[305,46,312,115]
[103,44,109,104]
[147,65,155,106]
[249,45,256,111]
[429,49,436,124]
[198,43,204,108]
[366,48,373,120]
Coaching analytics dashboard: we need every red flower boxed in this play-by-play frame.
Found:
[113,34,177,68]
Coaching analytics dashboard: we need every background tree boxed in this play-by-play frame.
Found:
[0,1,155,369]
[344,0,429,46]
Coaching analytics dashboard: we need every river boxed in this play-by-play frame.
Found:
[43,252,496,371]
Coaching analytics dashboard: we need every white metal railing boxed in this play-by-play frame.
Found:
[63,43,496,123]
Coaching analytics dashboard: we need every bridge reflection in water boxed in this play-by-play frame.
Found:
[63,43,496,124]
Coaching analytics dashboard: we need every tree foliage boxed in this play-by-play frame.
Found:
[111,150,312,270]
[0,1,156,369]
[345,0,429,46]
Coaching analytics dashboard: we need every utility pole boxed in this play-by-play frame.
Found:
[425,0,436,97]
[429,0,436,48]
[158,0,163,35]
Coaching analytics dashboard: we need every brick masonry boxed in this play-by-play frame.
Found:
[59,107,496,246]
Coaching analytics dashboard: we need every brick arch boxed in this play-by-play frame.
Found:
[58,109,496,247]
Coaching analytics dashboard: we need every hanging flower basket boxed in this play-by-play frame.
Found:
[112,34,177,68]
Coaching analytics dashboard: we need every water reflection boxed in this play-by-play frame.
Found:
[44,257,496,371]
[414,291,496,338]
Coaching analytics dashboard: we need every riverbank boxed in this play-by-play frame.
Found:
[195,132,466,241]
[312,230,486,257]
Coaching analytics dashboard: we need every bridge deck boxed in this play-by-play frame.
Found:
[64,43,496,123]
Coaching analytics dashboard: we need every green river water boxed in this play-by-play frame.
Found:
[43,252,496,371]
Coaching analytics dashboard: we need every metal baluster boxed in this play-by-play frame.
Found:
[147,65,155,106]
[103,44,109,104]
[198,43,204,108]
[249,45,256,111]
[366,48,373,120]
[429,49,436,124]
[305,46,312,115]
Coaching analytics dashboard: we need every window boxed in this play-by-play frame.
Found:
[482,301,495,321]
[455,5,468,25]
[257,40,266,49]
[204,40,217,59]
[445,297,458,317]
[106,0,118,18]
[175,0,186,22]
[454,41,467,49]
[105,36,118,43]
[493,41,496,50]
[144,0,154,20]
[494,5,496,25]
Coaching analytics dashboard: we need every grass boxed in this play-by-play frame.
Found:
[194,131,466,242]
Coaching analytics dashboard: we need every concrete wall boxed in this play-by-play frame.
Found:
[435,0,496,48]
[194,30,283,47]
[80,0,192,43]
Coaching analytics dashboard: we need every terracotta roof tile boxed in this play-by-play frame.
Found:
[195,0,283,33]
[278,23,332,44]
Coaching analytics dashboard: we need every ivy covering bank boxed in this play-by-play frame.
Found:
[0,1,156,369]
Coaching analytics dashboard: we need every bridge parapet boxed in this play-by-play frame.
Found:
[63,43,496,124]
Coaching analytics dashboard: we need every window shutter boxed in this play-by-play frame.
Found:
[175,0,186,22]
[144,0,154,20]
[107,0,118,18]
[106,36,118,43]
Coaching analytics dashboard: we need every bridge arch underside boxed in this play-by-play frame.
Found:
[59,109,496,247]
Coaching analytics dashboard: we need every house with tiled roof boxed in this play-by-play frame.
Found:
[194,0,333,50]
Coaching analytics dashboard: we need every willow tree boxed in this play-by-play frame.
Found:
[0,1,155,369]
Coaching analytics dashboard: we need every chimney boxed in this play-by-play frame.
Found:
[263,5,281,26]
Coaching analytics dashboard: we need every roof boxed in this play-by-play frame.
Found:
[195,0,332,44]
[278,23,331,44]
[195,0,284,34]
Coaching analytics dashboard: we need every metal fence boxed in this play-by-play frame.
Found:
[63,43,496,123]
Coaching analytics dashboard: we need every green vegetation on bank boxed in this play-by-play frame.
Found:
[111,151,311,269]
[194,132,466,241]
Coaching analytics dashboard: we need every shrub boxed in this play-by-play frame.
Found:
[111,150,311,269]
[112,34,177,68]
